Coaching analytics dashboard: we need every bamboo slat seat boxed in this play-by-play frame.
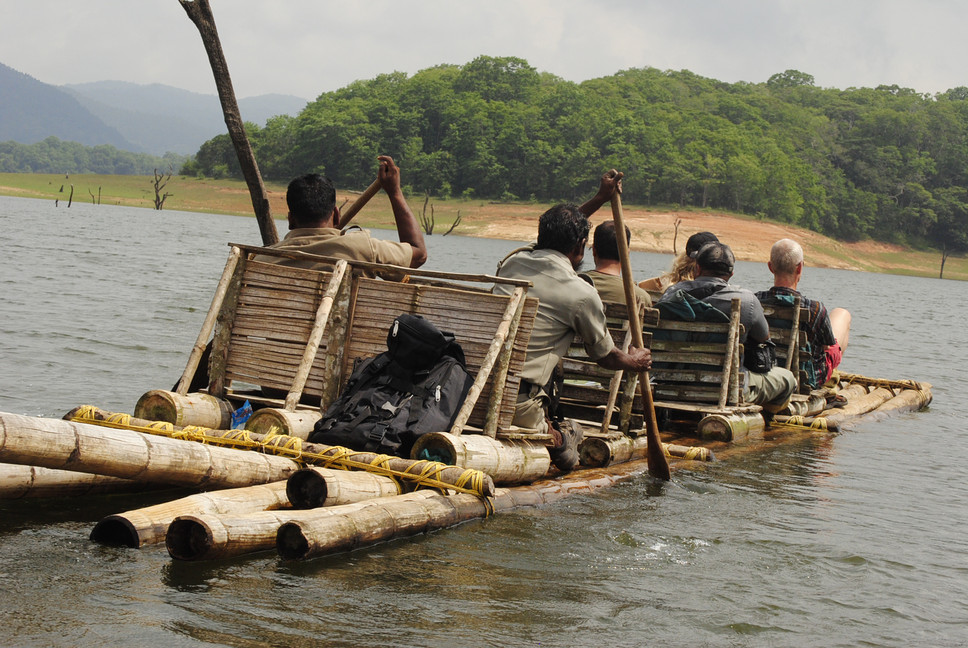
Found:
[558,302,656,435]
[759,296,811,394]
[644,297,760,417]
[196,245,537,437]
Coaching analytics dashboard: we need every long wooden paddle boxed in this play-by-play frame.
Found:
[610,192,672,481]
[336,179,382,229]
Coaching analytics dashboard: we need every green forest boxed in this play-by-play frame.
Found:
[182,56,968,256]
[0,137,184,176]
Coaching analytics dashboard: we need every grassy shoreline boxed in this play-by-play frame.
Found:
[1,172,963,280]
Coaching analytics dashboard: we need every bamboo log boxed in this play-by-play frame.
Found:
[286,466,401,509]
[167,490,441,560]
[90,480,290,548]
[853,384,933,424]
[243,408,322,440]
[133,389,233,429]
[0,463,147,499]
[277,460,665,560]
[784,392,827,417]
[67,406,495,497]
[0,411,298,487]
[820,387,895,427]
[697,411,766,442]
[771,414,842,432]
[411,432,551,485]
[579,435,714,468]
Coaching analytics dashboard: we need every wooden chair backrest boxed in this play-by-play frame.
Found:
[204,247,537,435]
[209,258,339,402]
[645,298,743,408]
[760,297,810,393]
[342,277,537,433]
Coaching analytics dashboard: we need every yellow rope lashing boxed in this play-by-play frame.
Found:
[69,407,493,502]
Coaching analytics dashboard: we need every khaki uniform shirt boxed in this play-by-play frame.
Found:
[260,227,412,276]
[494,247,615,387]
[583,270,653,309]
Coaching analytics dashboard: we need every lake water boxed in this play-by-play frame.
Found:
[1,195,966,647]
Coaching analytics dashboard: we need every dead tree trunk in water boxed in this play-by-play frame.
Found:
[179,0,278,245]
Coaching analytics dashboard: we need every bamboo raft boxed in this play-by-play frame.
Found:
[0,248,933,562]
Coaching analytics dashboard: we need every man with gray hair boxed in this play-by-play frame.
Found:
[658,241,797,415]
[757,238,851,389]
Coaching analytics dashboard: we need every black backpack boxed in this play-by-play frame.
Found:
[309,314,474,457]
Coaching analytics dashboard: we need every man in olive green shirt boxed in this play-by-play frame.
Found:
[263,155,427,273]
[583,221,652,309]
[494,171,652,471]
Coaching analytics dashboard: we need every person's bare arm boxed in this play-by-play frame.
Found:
[597,345,651,372]
[378,155,427,268]
[579,169,623,217]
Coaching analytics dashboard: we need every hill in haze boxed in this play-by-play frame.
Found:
[0,62,308,156]
[63,81,307,156]
[0,62,135,150]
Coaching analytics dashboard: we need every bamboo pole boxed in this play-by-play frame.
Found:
[851,384,933,424]
[174,246,241,395]
[179,0,278,245]
[0,411,298,487]
[0,463,147,499]
[600,324,636,435]
[483,293,527,437]
[336,179,381,228]
[411,432,551,485]
[721,298,741,408]
[286,466,401,509]
[449,287,526,435]
[284,259,348,410]
[90,480,290,548]
[609,191,671,480]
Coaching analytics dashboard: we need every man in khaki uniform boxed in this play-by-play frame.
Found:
[264,155,427,272]
[583,221,652,308]
[493,171,652,471]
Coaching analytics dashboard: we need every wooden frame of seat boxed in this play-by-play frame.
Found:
[558,301,656,436]
[177,244,538,436]
[760,297,810,394]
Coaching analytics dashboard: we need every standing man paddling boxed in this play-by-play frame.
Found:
[263,155,427,273]
[493,171,652,472]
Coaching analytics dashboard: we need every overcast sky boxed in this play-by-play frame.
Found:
[2,1,965,101]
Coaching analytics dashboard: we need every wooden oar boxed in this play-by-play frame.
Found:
[336,178,381,228]
[609,191,672,481]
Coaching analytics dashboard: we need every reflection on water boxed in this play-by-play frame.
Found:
[1,196,967,647]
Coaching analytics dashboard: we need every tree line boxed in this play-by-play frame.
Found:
[186,57,968,256]
[0,136,185,176]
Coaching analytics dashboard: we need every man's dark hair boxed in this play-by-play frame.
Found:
[286,173,337,227]
[536,203,590,254]
[592,221,631,261]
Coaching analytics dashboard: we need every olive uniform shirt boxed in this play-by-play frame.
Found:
[260,227,412,277]
[583,269,653,309]
[493,247,615,430]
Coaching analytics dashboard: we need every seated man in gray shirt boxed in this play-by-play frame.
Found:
[658,242,796,416]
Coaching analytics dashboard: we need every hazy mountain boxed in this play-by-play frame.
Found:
[0,61,308,156]
[0,62,137,150]
[63,81,308,155]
